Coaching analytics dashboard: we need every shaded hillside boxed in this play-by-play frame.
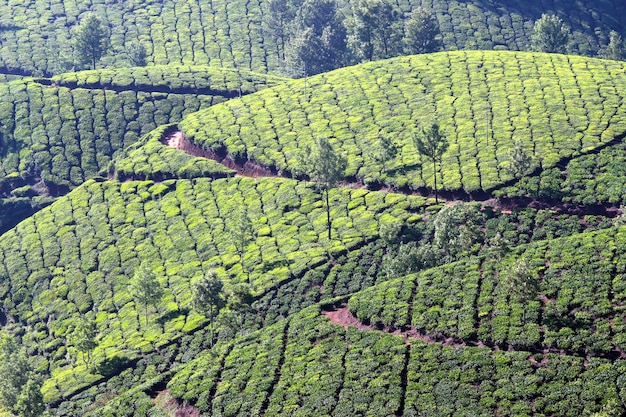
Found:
[0,0,624,77]
[0,66,284,233]
[179,50,626,197]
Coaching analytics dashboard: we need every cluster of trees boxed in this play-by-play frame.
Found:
[263,0,442,76]
[532,13,624,60]
[68,14,148,70]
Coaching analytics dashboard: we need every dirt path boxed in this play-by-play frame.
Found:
[322,304,626,364]
[162,129,623,218]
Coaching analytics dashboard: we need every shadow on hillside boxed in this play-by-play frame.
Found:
[157,308,190,325]
[97,355,133,378]
[0,25,24,32]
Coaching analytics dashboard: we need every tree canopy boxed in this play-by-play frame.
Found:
[73,14,110,70]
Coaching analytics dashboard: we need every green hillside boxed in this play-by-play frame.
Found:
[80,224,626,417]
[0,65,283,232]
[2,1,626,415]
[0,0,623,77]
[180,50,626,197]
[0,174,426,404]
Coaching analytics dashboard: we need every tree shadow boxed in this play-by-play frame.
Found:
[0,24,24,33]
[96,355,132,377]
[156,308,190,325]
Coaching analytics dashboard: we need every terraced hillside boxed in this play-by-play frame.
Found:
[179,50,626,200]
[0,65,284,232]
[1,0,626,413]
[0,0,624,77]
[0,173,429,405]
[90,223,626,416]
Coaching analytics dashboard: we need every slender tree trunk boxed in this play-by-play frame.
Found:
[433,159,439,203]
[325,187,331,240]
[210,306,214,348]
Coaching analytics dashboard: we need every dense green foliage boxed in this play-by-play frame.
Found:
[0,65,283,231]
[0,175,425,403]
[113,125,236,182]
[181,50,626,195]
[2,1,626,414]
[349,225,626,353]
[0,0,624,76]
[497,140,626,205]
[158,300,626,417]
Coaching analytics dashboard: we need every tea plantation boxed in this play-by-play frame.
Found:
[180,50,626,198]
[0,0,625,76]
[0,65,283,232]
[2,0,626,415]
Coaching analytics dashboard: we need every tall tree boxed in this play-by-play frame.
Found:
[302,137,347,239]
[129,261,164,325]
[413,122,449,203]
[370,135,398,175]
[283,0,347,76]
[263,0,302,61]
[14,378,44,417]
[531,14,570,54]
[191,270,225,346]
[506,139,533,179]
[70,317,98,365]
[126,41,148,66]
[599,30,624,60]
[0,334,44,417]
[347,0,403,62]
[73,14,110,70]
[0,334,29,413]
[403,7,442,54]
[227,207,255,282]
[503,258,538,320]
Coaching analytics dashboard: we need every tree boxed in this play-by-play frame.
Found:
[126,41,148,66]
[599,30,624,60]
[283,0,347,76]
[227,207,255,282]
[73,14,110,70]
[191,270,225,346]
[218,283,255,338]
[70,317,98,364]
[263,0,302,61]
[413,122,449,203]
[14,378,44,417]
[403,7,442,54]
[301,137,347,239]
[0,334,43,417]
[0,334,29,413]
[531,14,570,54]
[347,0,403,62]
[506,139,533,179]
[433,203,483,260]
[503,258,539,317]
[370,135,398,176]
[129,262,164,325]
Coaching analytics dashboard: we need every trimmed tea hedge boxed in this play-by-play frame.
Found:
[0,176,426,402]
[180,51,626,195]
[348,225,626,355]
[0,65,282,196]
[156,305,626,417]
[0,0,624,76]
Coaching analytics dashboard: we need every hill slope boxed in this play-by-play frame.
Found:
[0,0,624,77]
[0,65,284,232]
[179,50,626,198]
[96,222,626,416]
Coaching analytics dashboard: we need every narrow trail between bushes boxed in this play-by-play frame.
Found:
[321,303,626,366]
[163,129,624,218]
